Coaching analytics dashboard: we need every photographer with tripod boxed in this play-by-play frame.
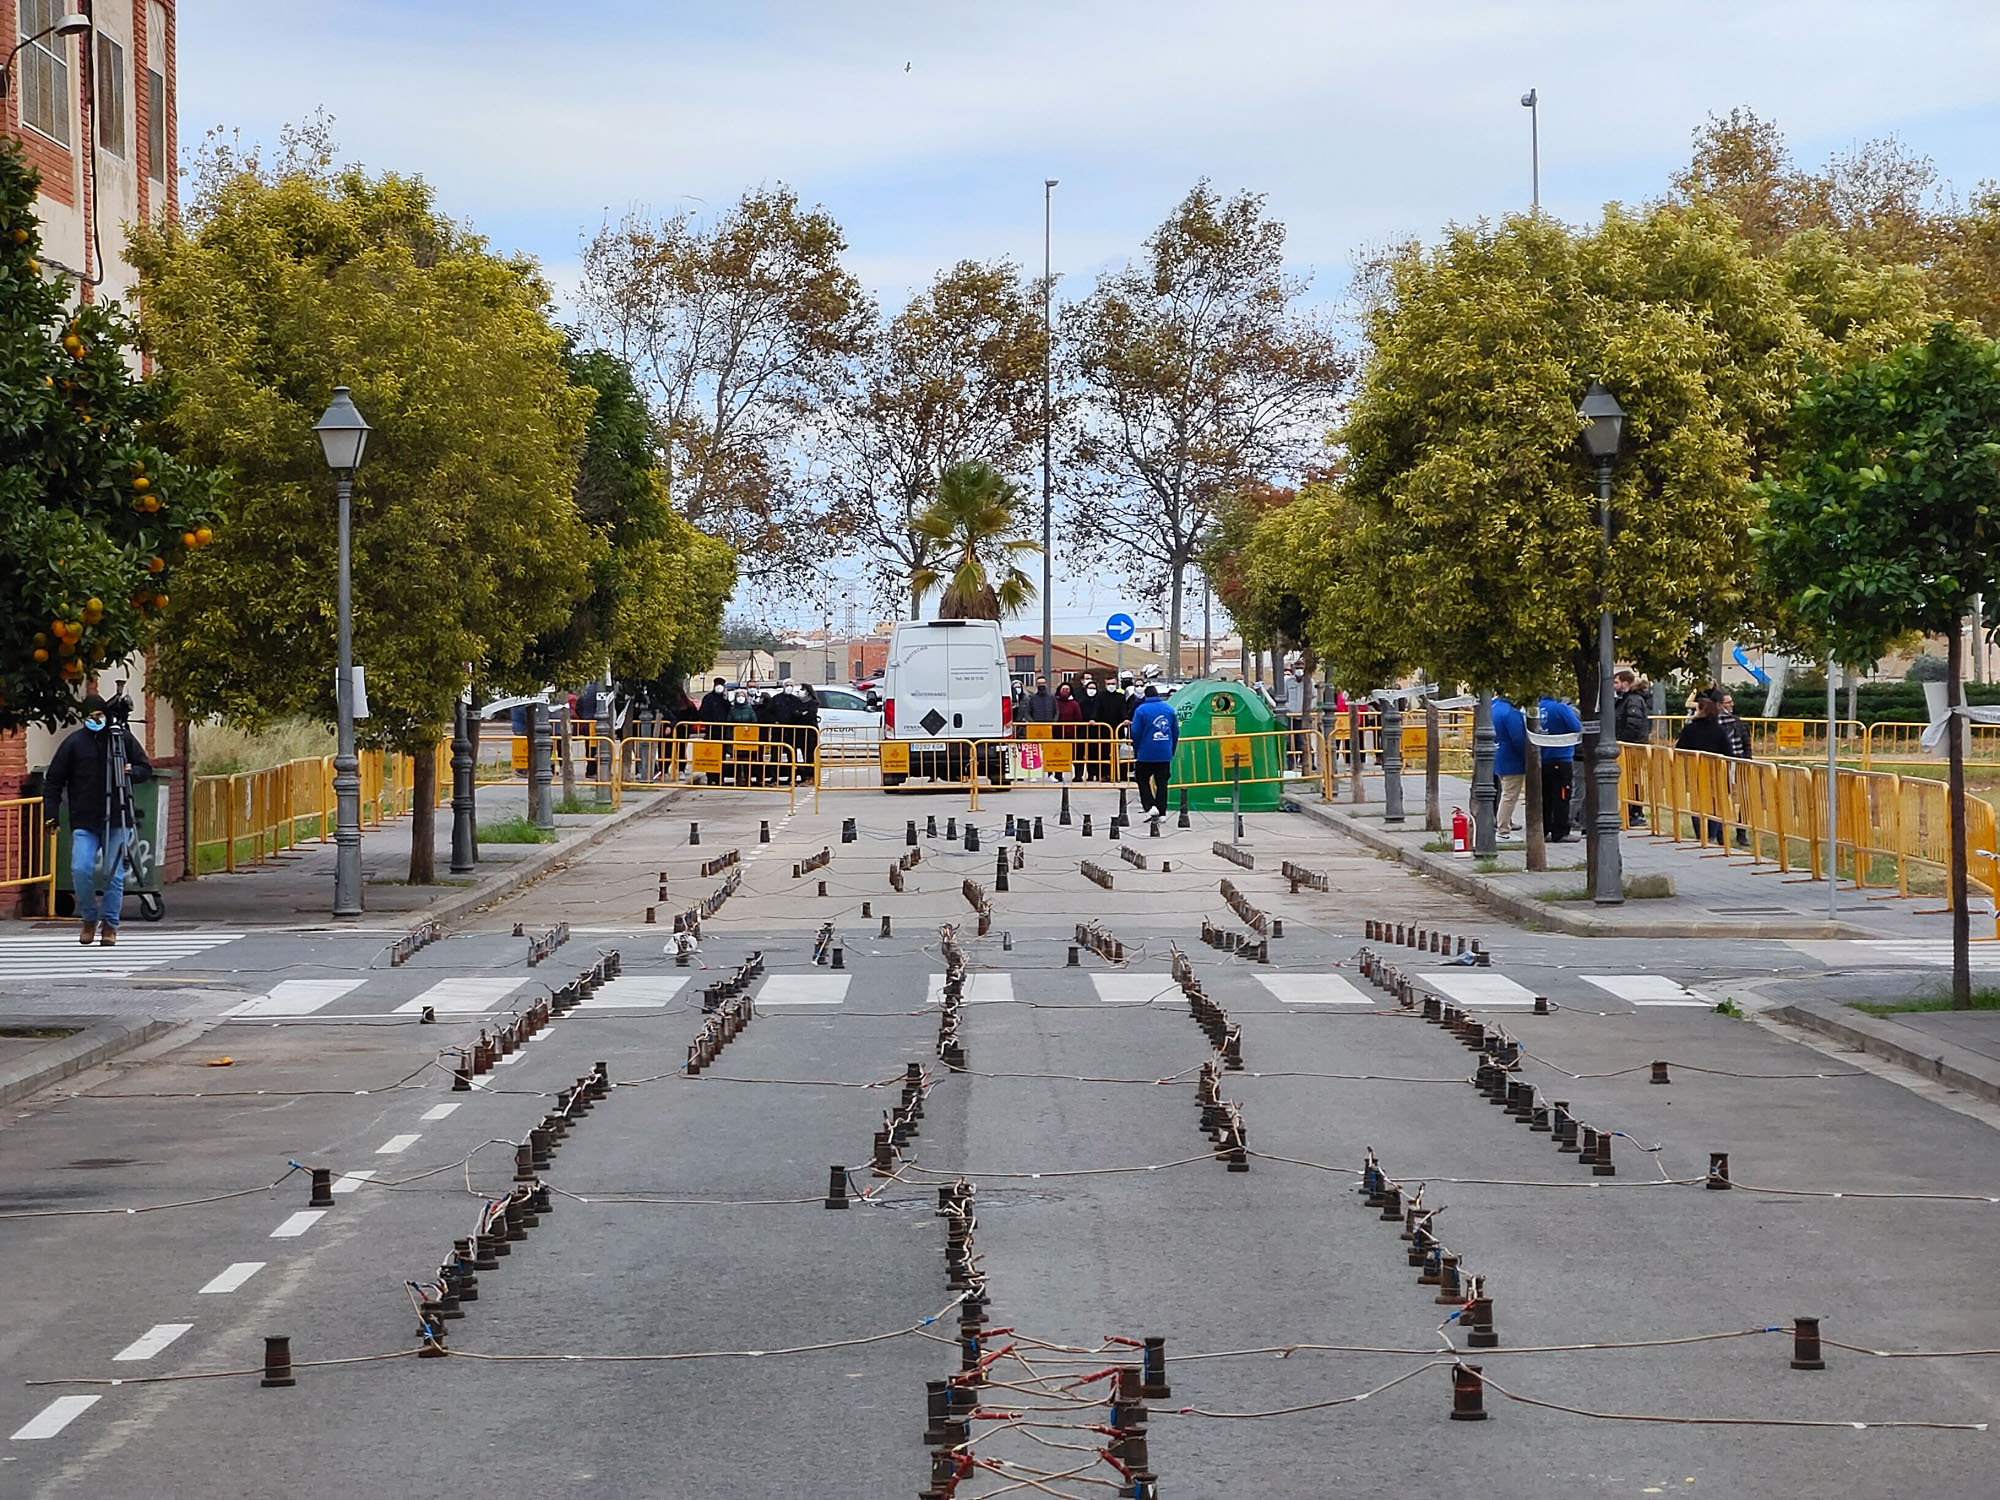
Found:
[41,692,153,946]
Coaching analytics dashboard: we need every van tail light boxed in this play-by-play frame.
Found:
[1001,692,1012,729]
[884,698,895,730]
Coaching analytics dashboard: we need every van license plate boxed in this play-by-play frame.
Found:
[911,741,946,753]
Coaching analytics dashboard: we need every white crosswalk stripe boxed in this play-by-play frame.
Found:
[1581,975,1711,1007]
[1257,974,1373,1006]
[929,973,1014,1005]
[225,978,364,1018]
[756,974,850,1006]
[0,929,243,979]
[1420,972,1538,1008]
[1786,939,2000,970]
[578,975,688,1008]
[1092,974,1178,1004]
[393,976,529,1014]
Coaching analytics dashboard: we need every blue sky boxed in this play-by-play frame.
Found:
[181,0,2000,633]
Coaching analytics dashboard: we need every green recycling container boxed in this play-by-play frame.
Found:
[1168,681,1286,812]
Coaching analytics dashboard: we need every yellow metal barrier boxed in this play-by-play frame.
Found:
[0,797,58,912]
[191,747,451,877]
[1620,741,1999,912]
[620,727,807,811]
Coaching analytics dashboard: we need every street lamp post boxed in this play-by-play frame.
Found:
[1577,380,1627,906]
[1041,178,1058,688]
[1520,89,1539,211]
[0,13,90,103]
[314,387,372,917]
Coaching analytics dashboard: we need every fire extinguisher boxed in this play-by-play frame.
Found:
[1451,807,1469,854]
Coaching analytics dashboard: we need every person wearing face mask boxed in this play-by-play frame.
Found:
[41,693,153,946]
[1079,678,1108,781]
[1025,677,1057,726]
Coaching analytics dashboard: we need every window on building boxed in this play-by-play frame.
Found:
[1011,655,1036,674]
[18,0,71,146]
[146,67,165,179]
[95,35,127,157]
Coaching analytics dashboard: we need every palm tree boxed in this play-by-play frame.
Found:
[910,461,1040,620]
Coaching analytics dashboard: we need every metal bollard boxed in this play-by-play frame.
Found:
[1141,1336,1172,1399]
[1707,1151,1732,1190]
[1464,1293,1499,1348]
[261,1334,297,1388]
[1449,1363,1488,1420]
[1790,1316,1826,1370]
[824,1165,850,1210]
[1650,1059,1671,1085]
[309,1167,334,1207]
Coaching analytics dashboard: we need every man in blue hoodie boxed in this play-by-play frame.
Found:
[1535,696,1583,841]
[1128,686,1180,818]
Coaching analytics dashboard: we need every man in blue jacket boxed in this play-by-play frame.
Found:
[1128,686,1180,819]
[1535,696,1583,841]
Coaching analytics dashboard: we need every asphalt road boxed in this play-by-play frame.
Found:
[2,785,1996,1498]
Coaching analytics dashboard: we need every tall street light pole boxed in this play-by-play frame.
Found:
[1520,89,1539,211]
[315,387,371,917]
[1041,178,1058,687]
[1577,380,1626,905]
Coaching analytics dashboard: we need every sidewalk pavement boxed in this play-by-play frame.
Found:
[0,780,678,1102]
[1297,769,1955,941]
[145,780,678,930]
[1765,1001,2000,1109]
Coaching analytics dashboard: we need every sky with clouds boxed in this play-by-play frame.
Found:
[180,0,2000,635]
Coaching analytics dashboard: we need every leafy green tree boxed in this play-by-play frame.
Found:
[1759,322,2000,1006]
[580,187,873,582]
[0,141,219,730]
[130,141,598,882]
[1062,183,1350,669]
[910,461,1038,621]
[719,615,782,653]
[824,260,1047,618]
[525,345,737,689]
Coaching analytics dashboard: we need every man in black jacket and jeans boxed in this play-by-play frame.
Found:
[41,693,153,946]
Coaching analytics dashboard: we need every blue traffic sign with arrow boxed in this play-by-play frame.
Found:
[1105,613,1135,643]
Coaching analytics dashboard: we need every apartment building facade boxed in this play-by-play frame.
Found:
[3,0,186,900]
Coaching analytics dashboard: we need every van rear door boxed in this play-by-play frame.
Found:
[945,624,1004,739]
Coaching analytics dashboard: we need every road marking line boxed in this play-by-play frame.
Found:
[225,978,364,1018]
[495,1049,526,1066]
[394,976,529,1014]
[1579,974,1712,1007]
[376,1133,420,1154]
[1420,972,1538,1008]
[1092,974,1177,1004]
[579,975,688,1008]
[10,1395,100,1440]
[113,1323,193,1361]
[421,1102,462,1121]
[1784,939,2000,969]
[929,973,1014,1005]
[1257,974,1373,1005]
[757,975,850,1005]
[199,1262,264,1295]
[269,1210,325,1238]
[331,1170,375,1193]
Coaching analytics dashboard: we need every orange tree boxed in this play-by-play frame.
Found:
[0,140,217,729]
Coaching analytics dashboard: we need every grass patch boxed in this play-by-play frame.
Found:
[553,795,613,814]
[0,1026,82,1040]
[191,716,334,776]
[1712,998,1745,1019]
[1851,987,2000,1017]
[1472,857,1505,874]
[1421,838,1452,852]
[1537,885,1590,903]
[478,816,557,845]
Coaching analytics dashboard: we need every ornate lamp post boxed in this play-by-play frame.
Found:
[313,387,371,917]
[1577,380,1627,905]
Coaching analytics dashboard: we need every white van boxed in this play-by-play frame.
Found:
[881,619,1012,786]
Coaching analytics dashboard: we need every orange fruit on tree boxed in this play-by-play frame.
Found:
[195,527,213,546]
[85,597,102,614]
[147,555,164,573]
[133,476,149,491]
[32,648,48,663]
[10,227,25,243]
[182,531,197,548]
[154,593,168,608]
